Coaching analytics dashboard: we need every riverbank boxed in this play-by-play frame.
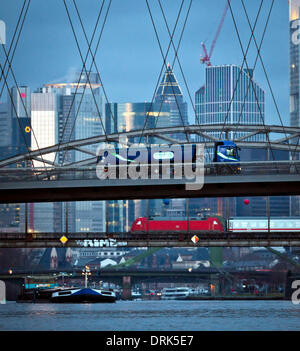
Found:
[184,295,285,300]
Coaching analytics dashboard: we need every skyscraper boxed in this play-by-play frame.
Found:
[31,71,105,233]
[194,64,267,219]
[290,0,300,217]
[195,65,265,140]
[105,101,171,231]
[154,64,189,217]
[0,86,31,231]
[290,0,300,129]
[155,63,189,142]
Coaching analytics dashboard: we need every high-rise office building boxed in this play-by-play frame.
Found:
[105,102,171,231]
[31,71,105,233]
[196,65,265,217]
[290,0,300,216]
[195,65,265,140]
[0,87,31,230]
[155,63,189,141]
[154,64,189,216]
[290,0,300,129]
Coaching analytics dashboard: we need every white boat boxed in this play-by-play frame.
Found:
[51,288,116,303]
[161,287,195,300]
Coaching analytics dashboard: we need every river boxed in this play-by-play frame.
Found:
[0,300,300,331]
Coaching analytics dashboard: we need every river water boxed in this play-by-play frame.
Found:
[0,300,300,331]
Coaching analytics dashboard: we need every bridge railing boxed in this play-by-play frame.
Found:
[1,231,300,241]
[0,160,299,183]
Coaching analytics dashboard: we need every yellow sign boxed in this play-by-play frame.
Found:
[25,126,31,133]
[60,235,68,245]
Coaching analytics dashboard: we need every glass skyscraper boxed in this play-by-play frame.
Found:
[193,64,286,219]
[105,102,171,231]
[31,71,105,233]
[290,0,300,217]
[195,65,265,141]
[155,63,189,142]
[0,86,31,231]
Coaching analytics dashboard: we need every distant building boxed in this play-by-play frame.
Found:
[194,64,290,218]
[31,71,105,233]
[195,65,265,142]
[0,87,31,230]
[105,101,171,230]
[154,63,189,216]
[289,0,300,216]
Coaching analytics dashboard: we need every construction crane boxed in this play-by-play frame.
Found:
[200,0,230,66]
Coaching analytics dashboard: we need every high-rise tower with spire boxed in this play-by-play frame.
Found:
[154,63,188,141]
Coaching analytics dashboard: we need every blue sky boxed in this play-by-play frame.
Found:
[0,0,290,126]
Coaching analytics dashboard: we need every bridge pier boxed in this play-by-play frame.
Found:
[122,276,132,300]
[210,275,221,296]
[1,278,25,301]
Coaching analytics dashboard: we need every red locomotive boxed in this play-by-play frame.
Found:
[130,217,224,232]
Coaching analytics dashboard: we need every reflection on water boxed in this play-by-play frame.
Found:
[0,300,300,331]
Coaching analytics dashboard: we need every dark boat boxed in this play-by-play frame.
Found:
[50,288,116,303]
[17,288,61,302]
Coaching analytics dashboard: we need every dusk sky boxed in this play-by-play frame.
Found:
[0,0,290,126]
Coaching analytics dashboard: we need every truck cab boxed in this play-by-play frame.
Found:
[213,141,241,174]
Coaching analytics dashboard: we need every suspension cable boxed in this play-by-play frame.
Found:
[232,0,277,144]
[0,0,28,96]
[156,0,212,161]
[59,0,111,165]
[138,0,186,145]
[219,0,264,141]
[227,0,277,165]
[54,0,107,165]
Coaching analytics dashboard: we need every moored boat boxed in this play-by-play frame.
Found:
[51,288,116,303]
[161,287,195,300]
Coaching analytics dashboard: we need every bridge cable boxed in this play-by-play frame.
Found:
[141,0,193,146]
[227,0,277,169]
[145,0,191,144]
[156,0,212,162]
[151,0,193,145]
[233,0,296,172]
[53,0,107,166]
[0,1,51,177]
[72,0,117,141]
[218,0,263,143]
[138,0,188,145]
[56,0,111,166]
[0,0,28,98]
[232,1,274,139]
[60,0,110,165]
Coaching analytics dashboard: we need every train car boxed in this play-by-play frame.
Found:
[131,216,224,232]
[227,217,300,232]
[97,144,198,176]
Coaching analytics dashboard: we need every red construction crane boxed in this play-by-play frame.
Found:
[200,0,230,67]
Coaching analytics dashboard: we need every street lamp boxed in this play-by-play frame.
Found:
[82,265,91,288]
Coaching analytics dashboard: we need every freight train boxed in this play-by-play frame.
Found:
[130,216,300,233]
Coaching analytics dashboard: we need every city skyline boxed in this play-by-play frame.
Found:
[0,0,291,126]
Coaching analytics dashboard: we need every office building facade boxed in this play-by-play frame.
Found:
[290,0,300,216]
[31,71,105,233]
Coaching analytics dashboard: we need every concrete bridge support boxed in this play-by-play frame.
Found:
[122,276,132,300]
[1,278,24,301]
[0,280,5,303]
